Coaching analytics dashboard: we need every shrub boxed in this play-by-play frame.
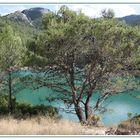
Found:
[15,103,59,118]
[91,115,102,125]
[0,95,59,119]
[0,95,10,114]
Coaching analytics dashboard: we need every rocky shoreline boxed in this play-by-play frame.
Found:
[105,127,140,135]
[82,114,140,135]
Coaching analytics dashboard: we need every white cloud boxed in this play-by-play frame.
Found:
[69,5,99,18]
[54,4,137,18]
[95,4,137,17]
[0,4,137,17]
[0,5,27,15]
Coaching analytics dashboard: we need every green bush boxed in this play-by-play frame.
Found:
[0,95,59,118]
[0,95,9,114]
[14,103,59,118]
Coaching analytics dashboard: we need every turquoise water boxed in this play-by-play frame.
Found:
[12,70,140,126]
[15,84,140,126]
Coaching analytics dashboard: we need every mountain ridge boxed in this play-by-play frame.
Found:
[4,7,50,28]
[118,14,140,26]
[2,7,140,27]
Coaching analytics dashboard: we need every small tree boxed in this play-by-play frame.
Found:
[101,8,115,19]
[0,25,26,113]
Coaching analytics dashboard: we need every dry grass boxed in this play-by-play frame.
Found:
[0,116,107,135]
[118,120,140,130]
[0,116,91,135]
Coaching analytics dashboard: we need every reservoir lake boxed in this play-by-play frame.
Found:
[15,81,140,126]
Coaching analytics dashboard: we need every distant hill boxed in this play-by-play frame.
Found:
[22,7,50,21]
[22,7,50,28]
[5,11,32,25]
[0,7,52,47]
[118,15,140,26]
[5,7,50,28]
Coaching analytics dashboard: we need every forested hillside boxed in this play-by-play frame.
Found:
[118,14,140,26]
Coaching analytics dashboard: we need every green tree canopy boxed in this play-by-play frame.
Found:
[0,25,26,71]
[27,6,140,123]
[101,8,115,19]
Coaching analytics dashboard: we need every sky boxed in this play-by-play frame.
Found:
[0,4,140,18]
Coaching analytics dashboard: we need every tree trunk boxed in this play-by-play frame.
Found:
[85,93,93,121]
[68,51,85,122]
[68,51,85,123]
[8,70,13,113]
[74,103,85,123]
